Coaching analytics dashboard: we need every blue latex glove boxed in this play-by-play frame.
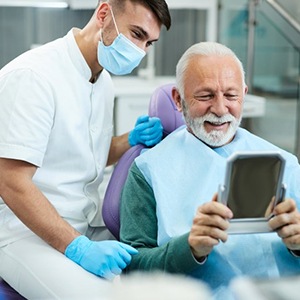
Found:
[65,235,138,280]
[128,115,163,147]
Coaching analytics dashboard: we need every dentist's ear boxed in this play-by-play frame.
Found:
[172,87,183,112]
[96,2,110,26]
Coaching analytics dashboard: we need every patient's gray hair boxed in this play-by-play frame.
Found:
[175,42,246,99]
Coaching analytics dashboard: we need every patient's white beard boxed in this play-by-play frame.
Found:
[185,112,241,147]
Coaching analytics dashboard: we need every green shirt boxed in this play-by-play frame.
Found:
[120,162,200,273]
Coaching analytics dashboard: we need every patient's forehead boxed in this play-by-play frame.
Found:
[183,55,244,95]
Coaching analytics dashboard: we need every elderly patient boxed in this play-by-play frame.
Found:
[120,42,300,298]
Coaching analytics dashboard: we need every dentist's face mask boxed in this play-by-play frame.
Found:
[98,7,146,75]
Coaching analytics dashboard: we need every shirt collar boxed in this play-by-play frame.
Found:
[66,28,92,81]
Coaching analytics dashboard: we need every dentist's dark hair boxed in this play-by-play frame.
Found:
[98,0,171,30]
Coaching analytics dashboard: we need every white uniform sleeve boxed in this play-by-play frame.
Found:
[0,68,54,167]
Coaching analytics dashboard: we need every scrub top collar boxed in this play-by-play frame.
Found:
[66,28,93,82]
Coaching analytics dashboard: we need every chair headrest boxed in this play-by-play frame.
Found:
[148,83,185,138]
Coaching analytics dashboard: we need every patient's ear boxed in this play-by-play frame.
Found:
[172,88,183,112]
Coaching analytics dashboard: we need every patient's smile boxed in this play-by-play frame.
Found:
[205,121,229,132]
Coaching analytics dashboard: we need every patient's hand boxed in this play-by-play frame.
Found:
[269,198,300,251]
[188,194,233,260]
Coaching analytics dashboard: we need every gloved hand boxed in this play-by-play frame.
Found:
[65,235,138,280]
[128,115,163,147]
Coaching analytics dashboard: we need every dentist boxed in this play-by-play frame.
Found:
[0,0,171,299]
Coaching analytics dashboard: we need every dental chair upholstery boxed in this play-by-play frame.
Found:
[0,277,25,300]
[102,83,184,239]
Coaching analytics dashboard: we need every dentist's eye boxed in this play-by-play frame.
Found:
[146,41,153,47]
[132,30,142,39]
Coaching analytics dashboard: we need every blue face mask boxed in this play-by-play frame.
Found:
[97,7,146,75]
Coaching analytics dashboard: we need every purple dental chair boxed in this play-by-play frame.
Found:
[0,278,25,300]
[102,83,184,239]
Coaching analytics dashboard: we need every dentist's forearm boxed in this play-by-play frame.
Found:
[0,158,80,253]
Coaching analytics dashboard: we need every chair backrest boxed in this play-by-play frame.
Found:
[102,83,184,239]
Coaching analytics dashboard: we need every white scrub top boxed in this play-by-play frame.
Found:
[0,29,114,246]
